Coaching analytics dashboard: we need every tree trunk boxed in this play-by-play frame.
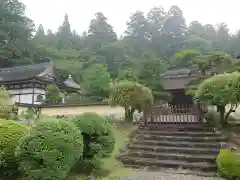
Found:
[125,107,134,122]
[224,104,237,125]
[218,105,226,126]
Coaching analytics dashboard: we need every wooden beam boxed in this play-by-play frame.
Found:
[32,82,35,104]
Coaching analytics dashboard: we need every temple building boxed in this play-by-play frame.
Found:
[0,61,80,104]
[161,68,194,105]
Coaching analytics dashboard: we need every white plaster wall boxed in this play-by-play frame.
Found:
[8,88,45,104]
[34,88,46,104]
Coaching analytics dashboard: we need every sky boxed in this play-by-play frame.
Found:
[20,0,240,35]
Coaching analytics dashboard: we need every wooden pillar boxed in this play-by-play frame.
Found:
[193,103,204,123]
[143,105,149,126]
[32,82,35,104]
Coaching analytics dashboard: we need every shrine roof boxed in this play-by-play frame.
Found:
[161,68,193,90]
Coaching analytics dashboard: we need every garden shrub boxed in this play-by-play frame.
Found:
[109,80,153,122]
[45,84,62,104]
[204,109,238,128]
[217,149,240,178]
[0,86,15,120]
[204,109,220,127]
[16,119,83,180]
[72,113,115,174]
[195,72,240,126]
[0,120,28,180]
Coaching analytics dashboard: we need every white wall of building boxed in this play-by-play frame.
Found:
[8,88,45,104]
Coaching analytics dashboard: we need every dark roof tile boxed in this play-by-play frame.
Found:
[63,74,81,89]
[161,68,193,90]
[162,76,193,90]
[0,62,51,82]
[162,68,191,78]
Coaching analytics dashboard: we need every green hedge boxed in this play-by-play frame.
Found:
[217,149,240,178]
[72,113,115,174]
[0,120,28,180]
[16,119,83,180]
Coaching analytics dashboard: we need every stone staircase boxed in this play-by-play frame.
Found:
[119,124,227,177]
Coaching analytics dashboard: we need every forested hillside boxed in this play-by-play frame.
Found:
[1,0,240,103]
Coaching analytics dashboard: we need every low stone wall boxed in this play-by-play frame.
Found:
[17,103,125,119]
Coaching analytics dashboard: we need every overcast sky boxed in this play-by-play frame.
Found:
[20,0,240,35]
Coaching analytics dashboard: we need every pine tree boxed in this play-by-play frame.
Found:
[56,14,72,49]
[86,12,117,50]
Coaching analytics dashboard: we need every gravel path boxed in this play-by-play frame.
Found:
[100,170,224,180]
[118,171,224,180]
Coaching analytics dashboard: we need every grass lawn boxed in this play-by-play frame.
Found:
[77,121,137,180]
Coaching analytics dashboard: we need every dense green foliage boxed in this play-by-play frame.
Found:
[1,1,240,178]
[0,120,27,180]
[72,113,115,174]
[0,86,14,119]
[16,119,83,180]
[2,0,240,104]
[186,51,233,96]
[82,64,111,102]
[109,80,153,121]
[195,72,240,125]
[44,84,62,104]
[0,0,34,66]
[217,149,240,178]
[20,107,42,126]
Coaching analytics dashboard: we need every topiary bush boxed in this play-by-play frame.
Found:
[72,113,115,174]
[16,119,83,180]
[217,149,240,178]
[0,120,28,180]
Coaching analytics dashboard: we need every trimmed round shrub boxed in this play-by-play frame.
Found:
[16,119,83,180]
[217,149,240,178]
[72,113,115,174]
[0,120,28,180]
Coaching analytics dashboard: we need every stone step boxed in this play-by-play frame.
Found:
[133,139,221,148]
[137,134,227,142]
[138,130,221,137]
[121,157,217,172]
[139,124,213,131]
[123,150,216,163]
[122,165,217,177]
[128,144,220,155]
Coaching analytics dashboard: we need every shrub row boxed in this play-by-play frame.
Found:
[0,112,115,180]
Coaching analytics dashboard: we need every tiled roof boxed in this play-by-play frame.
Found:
[162,76,193,90]
[0,62,80,91]
[162,68,191,78]
[161,68,193,90]
[63,74,81,90]
[0,62,51,82]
